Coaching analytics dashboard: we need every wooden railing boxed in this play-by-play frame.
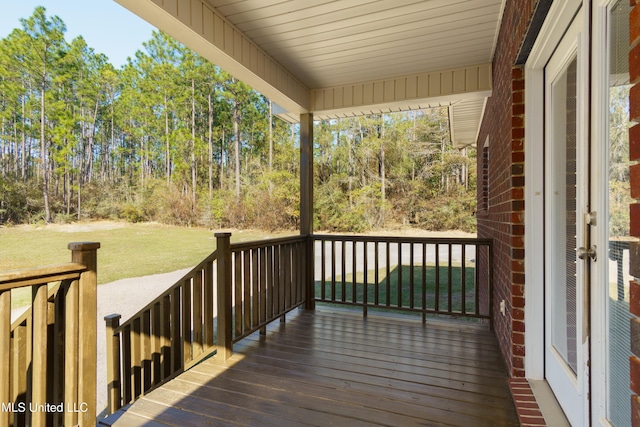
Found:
[0,242,100,427]
[312,235,493,325]
[105,233,308,415]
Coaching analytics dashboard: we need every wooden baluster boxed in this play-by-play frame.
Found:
[160,295,171,379]
[31,282,47,427]
[363,241,368,318]
[385,242,391,307]
[435,244,440,312]
[475,243,481,317]
[69,241,99,426]
[150,303,161,386]
[448,244,453,313]
[216,232,233,361]
[234,251,243,337]
[374,241,379,306]
[341,239,346,302]
[461,244,467,314]
[64,278,79,427]
[142,310,152,394]
[397,243,402,308]
[422,243,427,323]
[104,314,121,414]
[243,251,251,334]
[204,261,214,348]
[181,279,192,367]
[251,249,259,329]
[409,243,415,309]
[193,271,203,358]
[132,316,141,399]
[259,247,267,335]
[121,325,132,404]
[171,287,181,372]
[0,290,10,427]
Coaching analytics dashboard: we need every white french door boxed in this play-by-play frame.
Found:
[544,8,591,426]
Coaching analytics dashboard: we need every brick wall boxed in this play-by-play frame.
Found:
[629,1,640,424]
[476,0,534,377]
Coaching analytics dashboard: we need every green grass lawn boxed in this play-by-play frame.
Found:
[1,221,291,307]
[316,264,478,314]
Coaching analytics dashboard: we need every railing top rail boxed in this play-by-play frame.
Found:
[112,250,218,334]
[311,234,493,246]
[0,262,86,291]
[230,234,306,251]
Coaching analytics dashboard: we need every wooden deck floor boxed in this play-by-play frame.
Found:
[101,308,519,427]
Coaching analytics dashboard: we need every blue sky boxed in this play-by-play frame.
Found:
[0,0,157,68]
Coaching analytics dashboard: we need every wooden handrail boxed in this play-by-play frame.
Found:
[104,233,309,415]
[0,242,99,427]
[0,263,85,291]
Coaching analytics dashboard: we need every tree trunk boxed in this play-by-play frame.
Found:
[40,75,51,223]
[234,102,241,200]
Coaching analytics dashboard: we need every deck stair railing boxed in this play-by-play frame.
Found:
[104,233,308,415]
[0,242,100,427]
[312,235,493,325]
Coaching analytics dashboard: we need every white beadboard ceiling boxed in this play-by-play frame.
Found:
[115,0,506,146]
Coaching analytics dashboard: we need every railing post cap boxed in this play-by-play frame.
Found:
[215,232,232,238]
[68,242,101,251]
[104,313,122,322]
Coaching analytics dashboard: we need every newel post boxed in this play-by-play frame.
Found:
[216,233,233,361]
[69,242,100,426]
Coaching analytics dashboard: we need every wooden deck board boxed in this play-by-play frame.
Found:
[104,308,519,426]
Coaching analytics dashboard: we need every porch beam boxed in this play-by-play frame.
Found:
[114,0,310,116]
[309,63,492,119]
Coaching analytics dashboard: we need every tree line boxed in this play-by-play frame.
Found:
[0,7,476,232]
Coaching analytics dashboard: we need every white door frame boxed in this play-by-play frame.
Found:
[524,0,590,424]
[590,0,626,425]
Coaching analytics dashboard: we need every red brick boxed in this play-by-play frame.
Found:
[631,83,640,122]
[512,368,526,378]
[512,67,523,80]
[632,356,640,395]
[632,204,640,237]
[512,151,525,163]
[513,308,525,320]
[632,5,640,47]
[513,296,525,309]
[632,394,640,427]
[513,332,525,345]
[631,245,640,278]
[513,90,524,104]
[513,319,525,332]
[632,164,640,199]
[631,281,640,317]
[632,43,640,85]
[513,273,525,285]
[512,188,524,199]
[513,116,524,127]
[512,127,525,139]
[631,123,640,161]
[513,103,525,115]
[513,79,525,91]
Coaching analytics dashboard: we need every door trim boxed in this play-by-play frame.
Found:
[524,0,589,425]
[525,0,584,381]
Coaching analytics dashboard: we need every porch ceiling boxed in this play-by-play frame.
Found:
[114,0,505,147]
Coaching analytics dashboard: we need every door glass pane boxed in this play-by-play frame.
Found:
[550,55,578,374]
[608,1,632,425]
